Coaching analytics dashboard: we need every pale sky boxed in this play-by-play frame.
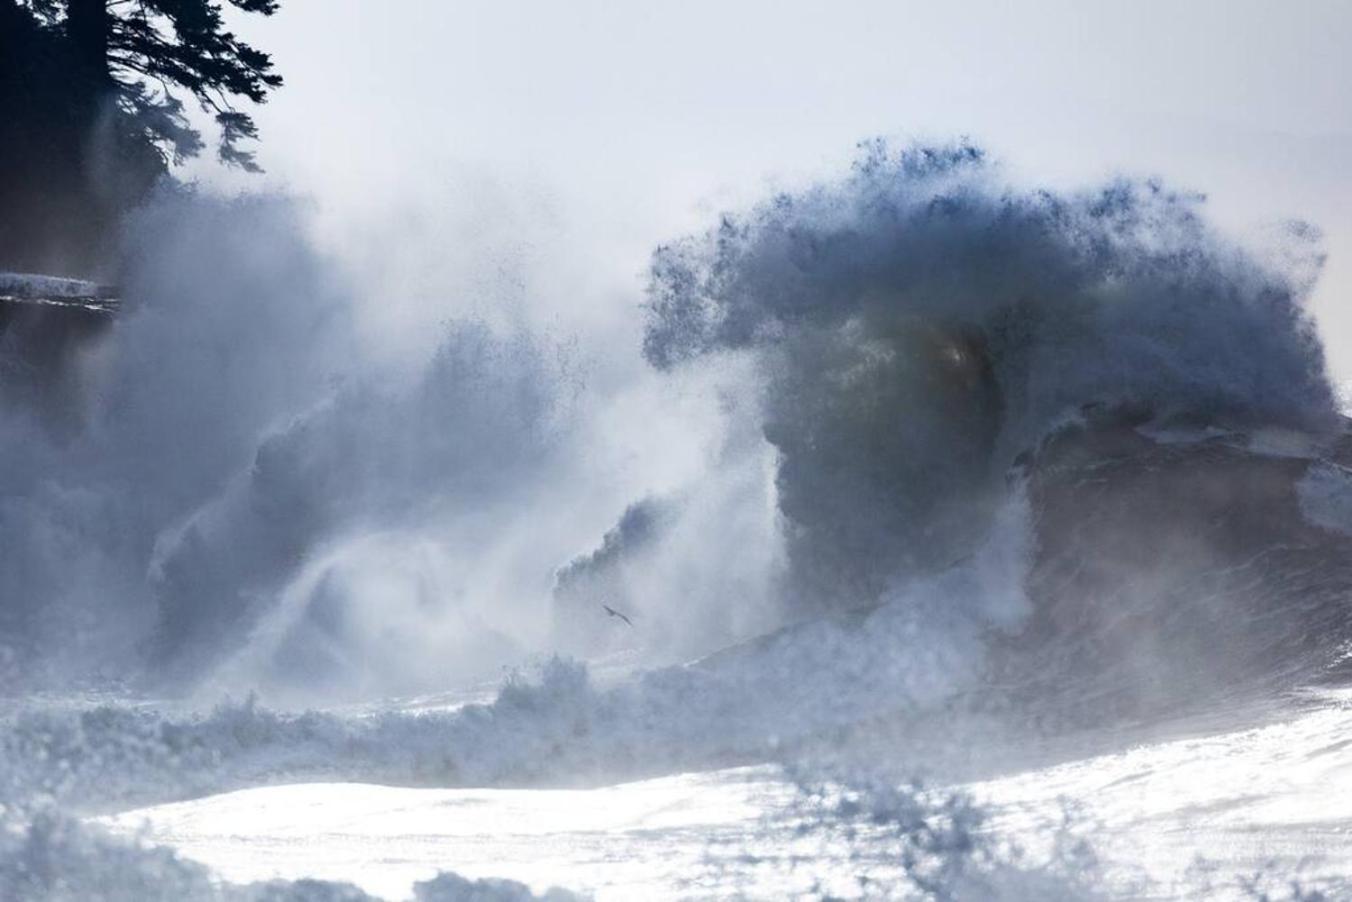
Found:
[203,0,1352,376]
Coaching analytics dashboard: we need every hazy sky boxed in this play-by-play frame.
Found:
[204,0,1352,375]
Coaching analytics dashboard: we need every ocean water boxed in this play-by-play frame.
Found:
[3,143,1352,900]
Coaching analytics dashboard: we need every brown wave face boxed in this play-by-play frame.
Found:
[990,407,1352,726]
[762,314,1006,615]
[684,408,1352,746]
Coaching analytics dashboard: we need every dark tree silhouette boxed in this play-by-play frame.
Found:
[19,0,283,169]
[0,0,284,271]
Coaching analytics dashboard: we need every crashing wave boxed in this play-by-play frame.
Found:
[644,139,1335,616]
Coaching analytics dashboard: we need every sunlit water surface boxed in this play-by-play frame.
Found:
[95,690,1352,899]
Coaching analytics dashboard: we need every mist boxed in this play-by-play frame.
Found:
[0,130,1337,717]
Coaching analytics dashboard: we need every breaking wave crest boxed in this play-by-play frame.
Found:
[644,139,1335,610]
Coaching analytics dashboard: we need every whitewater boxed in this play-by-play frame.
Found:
[3,141,1352,900]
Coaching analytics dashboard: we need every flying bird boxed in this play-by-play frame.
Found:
[602,604,634,627]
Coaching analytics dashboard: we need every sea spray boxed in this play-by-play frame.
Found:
[643,139,1335,614]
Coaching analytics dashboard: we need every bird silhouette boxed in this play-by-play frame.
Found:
[602,604,634,627]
